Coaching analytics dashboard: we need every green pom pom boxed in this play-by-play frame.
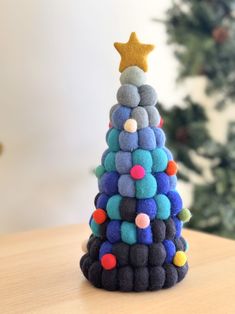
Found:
[104,152,116,171]
[132,149,152,172]
[152,148,168,172]
[121,221,137,245]
[95,165,106,178]
[178,208,192,223]
[90,219,101,236]
[107,128,120,152]
[155,194,171,220]
[106,194,122,220]
[136,174,157,199]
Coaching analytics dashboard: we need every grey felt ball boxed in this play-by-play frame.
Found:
[117,84,140,108]
[120,66,147,87]
[109,104,120,121]
[139,84,158,106]
[145,106,160,126]
[131,106,149,129]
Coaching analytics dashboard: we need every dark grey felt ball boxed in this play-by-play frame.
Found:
[177,262,189,282]
[120,197,137,222]
[117,84,140,108]
[151,219,166,243]
[130,244,148,267]
[118,266,134,292]
[134,267,149,292]
[149,266,165,291]
[149,243,166,266]
[88,261,103,288]
[139,84,157,106]
[165,218,176,240]
[101,269,118,291]
[163,264,178,288]
[112,242,130,266]
[89,237,103,260]
[80,254,93,279]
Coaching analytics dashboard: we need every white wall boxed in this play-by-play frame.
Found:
[0,0,185,233]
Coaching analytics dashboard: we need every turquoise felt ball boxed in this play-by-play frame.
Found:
[107,128,120,152]
[152,148,168,172]
[104,152,116,171]
[95,165,106,178]
[106,194,122,220]
[132,149,153,172]
[155,194,171,220]
[90,219,101,237]
[121,221,137,245]
[136,174,157,199]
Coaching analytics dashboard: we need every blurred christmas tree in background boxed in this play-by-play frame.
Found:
[155,0,235,238]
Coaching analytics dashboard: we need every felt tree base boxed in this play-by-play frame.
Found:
[80,235,188,292]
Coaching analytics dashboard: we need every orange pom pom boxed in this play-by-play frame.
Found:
[93,208,107,224]
[101,253,117,270]
[166,160,178,176]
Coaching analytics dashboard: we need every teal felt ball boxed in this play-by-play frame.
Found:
[132,149,153,172]
[95,165,106,178]
[104,152,116,171]
[136,174,157,199]
[107,128,120,152]
[152,148,168,172]
[90,219,101,237]
[155,194,171,220]
[121,221,137,245]
[106,194,122,220]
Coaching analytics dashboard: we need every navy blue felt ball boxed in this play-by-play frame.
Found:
[100,171,119,196]
[138,127,156,150]
[119,131,138,152]
[163,240,176,263]
[173,216,183,238]
[136,198,157,220]
[154,172,170,194]
[106,220,121,243]
[99,241,113,260]
[111,105,131,129]
[96,193,109,209]
[167,191,183,216]
[152,127,166,147]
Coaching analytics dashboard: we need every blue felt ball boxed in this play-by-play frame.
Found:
[136,198,157,220]
[163,147,173,161]
[167,191,183,216]
[137,226,153,245]
[100,171,119,196]
[118,174,135,197]
[173,217,183,238]
[138,127,156,150]
[152,127,166,147]
[152,148,168,172]
[136,174,157,199]
[96,193,109,209]
[163,240,176,263]
[169,175,177,190]
[154,172,170,194]
[104,152,116,171]
[132,149,153,172]
[106,194,122,220]
[155,194,171,220]
[115,151,132,174]
[107,128,120,152]
[117,84,140,108]
[90,219,101,237]
[99,241,113,260]
[119,131,138,152]
[106,220,121,243]
[101,149,110,166]
[121,221,137,245]
[111,105,131,129]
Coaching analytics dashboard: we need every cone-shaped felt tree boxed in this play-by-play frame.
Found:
[80,33,192,292]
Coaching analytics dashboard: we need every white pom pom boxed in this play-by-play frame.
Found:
[120,66,147,87]
[81,239,88,253]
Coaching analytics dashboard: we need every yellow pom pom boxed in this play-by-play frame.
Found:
[81,239,88,253]
[173,251,187,267]
[124,119,137,133]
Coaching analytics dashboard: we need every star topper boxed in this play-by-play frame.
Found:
[114,32,155,73]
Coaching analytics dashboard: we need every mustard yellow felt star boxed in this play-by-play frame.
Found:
[114,32,155,73]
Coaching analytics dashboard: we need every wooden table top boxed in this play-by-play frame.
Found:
[0,224,235,314]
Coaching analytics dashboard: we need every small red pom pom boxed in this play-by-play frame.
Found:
[101,253,117,270]
[130,165,145,180]
[109,122,112,128]
[166,160,178,176]
[93,208,107,224]
[158,117,164,128]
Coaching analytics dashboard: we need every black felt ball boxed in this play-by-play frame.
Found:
[149,266,165,291]
[174,237,185,251]
[94,192,101,207]
[165,218,176,240]
[89,237,103,260]
[88,261,103,288]
[112,242,130,266]
[99,221,109,239]
[87,235,95,251]
[134,267,149,292]
[151,219,166,243]
[120,197,137,222]
[149,243,166,266]
[130,244,148,267]
[180,236,187,251]
[177,262,189,282]
[118,266,134,292]
[102,269,118,291]
[80,254,93,279]
[163,264,178,288]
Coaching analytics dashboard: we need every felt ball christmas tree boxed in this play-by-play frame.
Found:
[80,33,192,292]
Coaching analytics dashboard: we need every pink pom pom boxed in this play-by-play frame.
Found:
[157,117,164,128]
[135,213,150,229]
[130,165,145,180]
